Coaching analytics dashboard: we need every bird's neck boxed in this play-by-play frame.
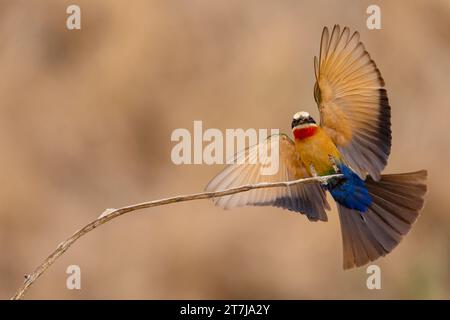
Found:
[293,124,318,140]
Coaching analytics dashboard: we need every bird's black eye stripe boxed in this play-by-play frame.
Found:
[291,115,316,128]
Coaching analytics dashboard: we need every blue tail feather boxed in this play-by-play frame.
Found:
[327,164,372,212]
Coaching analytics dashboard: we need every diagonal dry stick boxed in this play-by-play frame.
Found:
[10,174,342,300]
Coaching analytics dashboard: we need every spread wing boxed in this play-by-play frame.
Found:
[314,25,391,180]
[205,134,330,221]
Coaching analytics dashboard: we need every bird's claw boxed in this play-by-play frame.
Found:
[328,155,340,173]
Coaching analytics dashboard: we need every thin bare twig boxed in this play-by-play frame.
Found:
[10,174,342,300]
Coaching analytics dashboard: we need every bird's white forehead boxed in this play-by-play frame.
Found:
[293,111,310,120]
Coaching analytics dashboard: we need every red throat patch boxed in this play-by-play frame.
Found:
[293,126,318,140]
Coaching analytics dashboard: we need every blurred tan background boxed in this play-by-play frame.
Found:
[0,0,449,299]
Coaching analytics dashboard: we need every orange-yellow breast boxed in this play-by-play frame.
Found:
[293,125,342,176]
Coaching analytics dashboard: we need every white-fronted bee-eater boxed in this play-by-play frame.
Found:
[205,25,427,269]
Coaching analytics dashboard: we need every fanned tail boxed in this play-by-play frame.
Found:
[337,170,427,269]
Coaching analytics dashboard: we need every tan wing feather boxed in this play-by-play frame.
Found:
[314,25,391,180]
[205,134,330,221]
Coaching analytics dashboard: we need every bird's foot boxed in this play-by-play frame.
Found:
[328,155,340,173]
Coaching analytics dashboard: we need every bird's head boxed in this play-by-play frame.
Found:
[291,111,316,129]
[291,111,318,140]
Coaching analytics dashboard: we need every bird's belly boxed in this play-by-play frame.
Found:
[299,146,335,175]
[295,135,341,176]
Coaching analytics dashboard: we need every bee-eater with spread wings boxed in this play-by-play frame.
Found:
[205,25,427,269]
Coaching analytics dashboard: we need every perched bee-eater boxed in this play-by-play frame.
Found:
[205,25,427,269]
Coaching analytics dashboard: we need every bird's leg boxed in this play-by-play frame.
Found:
[328,154,340,173]
[310,163,329,187]
[309,163,318,177]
